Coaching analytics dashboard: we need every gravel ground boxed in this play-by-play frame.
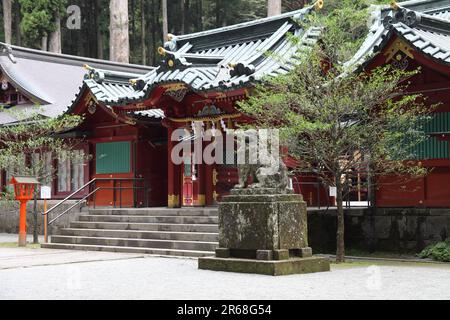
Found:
[1,251,449,300]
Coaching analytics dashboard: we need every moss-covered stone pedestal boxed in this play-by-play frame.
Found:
[198,188,330,276]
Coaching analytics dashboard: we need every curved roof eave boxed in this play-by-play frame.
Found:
[0,56,52,105]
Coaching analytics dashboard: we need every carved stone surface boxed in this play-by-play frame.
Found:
[198,188,330,276]
[234,133,289,191]
[218,190,308,253]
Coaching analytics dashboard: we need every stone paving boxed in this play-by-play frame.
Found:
[0,246,449,300]
[0,233,45,244]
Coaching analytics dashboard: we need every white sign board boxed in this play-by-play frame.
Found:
[40,186,52,199]
[329,186,337,197]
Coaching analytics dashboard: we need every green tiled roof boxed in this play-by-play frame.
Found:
[70,4,322,108]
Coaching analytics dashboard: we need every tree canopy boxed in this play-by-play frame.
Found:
[237,0,430,262]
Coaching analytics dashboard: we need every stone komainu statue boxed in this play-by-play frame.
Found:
[234,131,289,190]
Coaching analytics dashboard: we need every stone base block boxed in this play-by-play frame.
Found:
[256,250,273,261]
[198,256,330,276]
[215,248,230,258]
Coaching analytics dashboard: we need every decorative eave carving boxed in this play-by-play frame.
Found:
[383,38,414,63]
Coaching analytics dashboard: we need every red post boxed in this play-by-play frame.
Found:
[9,176,39,247]
[167,125,181,208]
[18,200,27,247]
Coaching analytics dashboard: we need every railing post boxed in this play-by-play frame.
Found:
[145,181,149,208]
[133,178,137,208]
[94,180,97,209]
[119,180,122,209]
[113,180,116,208]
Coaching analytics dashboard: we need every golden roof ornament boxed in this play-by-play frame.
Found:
[314,0,324,11]
[391,1,399,10]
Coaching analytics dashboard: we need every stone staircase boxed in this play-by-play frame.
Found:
[41,207,219,258]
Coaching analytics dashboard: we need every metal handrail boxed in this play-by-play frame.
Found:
[43,177,148,220]
[48,187,100,225]
[41,178,98,217]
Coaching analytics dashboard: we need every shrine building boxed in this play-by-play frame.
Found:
[349,0,450,207]
[0,42,153,198]
[2,0,450,210]
[64,3,327,209]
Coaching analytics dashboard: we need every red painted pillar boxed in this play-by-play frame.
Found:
[167,125,181,208]
[18,200,27,247]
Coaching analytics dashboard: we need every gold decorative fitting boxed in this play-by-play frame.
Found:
[163,83,187,92]
[213,169,218,186]
[215,92,227,99]
[197,194,206,206]
[135,102,146,109]
[168,59,175,67]
[158,47,166,56]
[129,79,138,85]
[390,1,399,10]
[167,113,241,123]
[314,0,324,10]
[383,38,413,62]
[83,64,93,70]
[83,92,98,105]
[168,195,180,208]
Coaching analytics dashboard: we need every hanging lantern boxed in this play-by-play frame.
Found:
[201,121,205,138]
[211,121,216,137]
[9,176,40,247]
[220,119,227,132]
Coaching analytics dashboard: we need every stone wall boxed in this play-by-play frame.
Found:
[0,200,87,235]
[308,207,450,254]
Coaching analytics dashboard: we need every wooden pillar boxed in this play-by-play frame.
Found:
[167,126,181,208]
[205,163,215,206]
[197,162,206,206]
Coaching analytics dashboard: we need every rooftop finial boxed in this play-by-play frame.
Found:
[158,47,166,56]
[391,1,399,10]
[314,0,324,11]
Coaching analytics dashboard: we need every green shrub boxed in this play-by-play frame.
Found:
[418,239,450,262]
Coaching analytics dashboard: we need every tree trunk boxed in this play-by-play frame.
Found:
[14,0,21,46]
[150,0,157,65]
[181,0,185,34]
[162,0,168,42]
[48,14,62,53]
[33,191,38,244]
[141,0,146,64]
[41,35,48,51]
[2,0,12,44]
[215,0,221,28]
[195,0,203,32]
[267,0,282,17]
[109,0,130,63]
[335,176,345,263]
[96,0,104,59]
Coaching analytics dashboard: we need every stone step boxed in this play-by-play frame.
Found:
[70,221,219,233]
[50,235,218,252]
[60,228,219,242]
[41,243,214,258]
[79,215,219,224]
[88,208,218,217]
